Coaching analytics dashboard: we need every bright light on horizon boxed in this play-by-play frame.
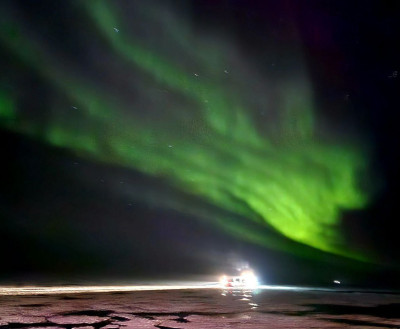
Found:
[218,270,259,289]
[0,284,350,296]
[0,284,218,296]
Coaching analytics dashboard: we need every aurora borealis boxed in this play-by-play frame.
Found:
[0,0,374,262]
[1,0,400,286]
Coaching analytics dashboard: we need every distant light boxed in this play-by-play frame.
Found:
[333,280,341,284]
[219,270,258,289]
[240,270,258,288]
[219,275,228,286]
[113,27,119,32]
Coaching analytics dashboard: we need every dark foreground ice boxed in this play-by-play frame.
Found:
[0,287,399,328]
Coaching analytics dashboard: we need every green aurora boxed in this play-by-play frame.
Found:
[0,1,373,261]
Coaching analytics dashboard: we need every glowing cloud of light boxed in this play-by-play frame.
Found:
[0,0,372,261]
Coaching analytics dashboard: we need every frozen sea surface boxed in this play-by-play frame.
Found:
[0,286,399,328]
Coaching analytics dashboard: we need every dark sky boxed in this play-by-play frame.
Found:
[0,0,399,288]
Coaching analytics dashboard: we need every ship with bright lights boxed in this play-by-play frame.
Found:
[219,270,258,289]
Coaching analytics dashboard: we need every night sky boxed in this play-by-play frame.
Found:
[0,0,399,288]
